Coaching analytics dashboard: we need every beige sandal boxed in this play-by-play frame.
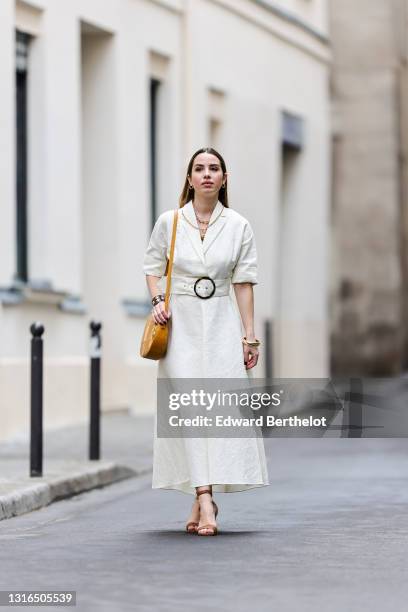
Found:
[196,489,219,536]
[185,494,200,534]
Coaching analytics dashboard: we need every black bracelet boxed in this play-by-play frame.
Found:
[151,294,165,306]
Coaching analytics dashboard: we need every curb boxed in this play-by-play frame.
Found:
[0,462,152,521]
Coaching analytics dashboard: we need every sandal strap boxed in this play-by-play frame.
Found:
[196,489,212,498]
[197,524,218,534]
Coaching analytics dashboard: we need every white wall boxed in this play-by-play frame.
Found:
[0,0,331,441]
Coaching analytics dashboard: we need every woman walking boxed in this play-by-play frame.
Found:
[143,147,269,535]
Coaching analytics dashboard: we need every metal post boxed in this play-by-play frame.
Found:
[342,378,363,438]
[89,321,102,460]
[264,319,273,380]
[30,322,44,476]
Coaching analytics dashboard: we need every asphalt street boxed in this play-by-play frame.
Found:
[1,438,407,611]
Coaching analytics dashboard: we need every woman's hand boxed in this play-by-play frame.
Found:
[151,302,171,325]
[243,343,259,369]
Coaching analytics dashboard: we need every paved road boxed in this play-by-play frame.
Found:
[0,438,407,611]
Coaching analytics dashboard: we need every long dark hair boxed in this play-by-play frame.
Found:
[178,147,229,208]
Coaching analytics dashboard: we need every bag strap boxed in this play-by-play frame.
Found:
[164,209,179,310]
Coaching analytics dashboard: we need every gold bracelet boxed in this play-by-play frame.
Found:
[242,336,261,347]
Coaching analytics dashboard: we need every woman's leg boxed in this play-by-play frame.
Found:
[196,485,217,535]
[185,491,200,533]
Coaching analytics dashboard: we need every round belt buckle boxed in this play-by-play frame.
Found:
[194,276,216,299]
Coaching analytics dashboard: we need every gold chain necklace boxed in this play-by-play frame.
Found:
[182,205,223,241]
[182,205,223,230]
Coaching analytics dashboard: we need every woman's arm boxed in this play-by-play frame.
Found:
[146,274,170,325]
[146,274,162,301]
[233,282,256,339]
[143,213,171,325]
[233,282,259,370]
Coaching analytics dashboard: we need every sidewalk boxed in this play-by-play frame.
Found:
[0,411,154,521]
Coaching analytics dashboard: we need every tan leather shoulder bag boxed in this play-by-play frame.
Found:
[140,209,178,360]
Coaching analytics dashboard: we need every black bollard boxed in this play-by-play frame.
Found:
[340,378,363,438]
[30,322,44,477]
[89,321,102,460]
[264,319,273,380]
[345,377,363,438]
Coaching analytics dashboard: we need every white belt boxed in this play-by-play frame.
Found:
[169,275,231,298]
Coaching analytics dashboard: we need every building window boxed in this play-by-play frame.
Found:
[208,88,225,151]
[281,110,304,151]
[209,119,222,149]
[15,30,30,283]
[149,77,160,231]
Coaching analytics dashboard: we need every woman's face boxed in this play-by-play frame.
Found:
[188,152,226,197]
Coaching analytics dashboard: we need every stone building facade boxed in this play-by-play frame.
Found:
[329,0,408,375]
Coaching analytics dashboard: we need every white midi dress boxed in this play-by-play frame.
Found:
[143,200,270,496]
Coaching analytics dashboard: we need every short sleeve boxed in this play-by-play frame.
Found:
[231,221,258,285]
[143,214,168,277]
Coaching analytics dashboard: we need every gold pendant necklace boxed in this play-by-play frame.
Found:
[182,205,223,231]
[194,207,210,241]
